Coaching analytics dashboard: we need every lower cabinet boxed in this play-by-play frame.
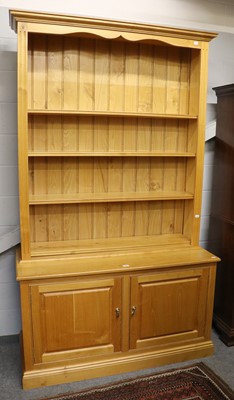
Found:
[19,263,216,389]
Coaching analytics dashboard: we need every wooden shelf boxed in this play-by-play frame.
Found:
[29,191,194,205]
[28,152,196,158]
[30,234,191,258]
[28,109,198,120]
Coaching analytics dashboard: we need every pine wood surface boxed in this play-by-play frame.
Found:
[10,9,217,47]
[18,259,217,389]
[29,233,191,258]
[11,9,218,389]
[16,244,219,280]
[17,22,31,259]
[16,19,209,256]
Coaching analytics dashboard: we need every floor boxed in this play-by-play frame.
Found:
[0,329,233,400]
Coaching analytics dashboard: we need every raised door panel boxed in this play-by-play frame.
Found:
[30,277,122,363]
[130,267,210,350]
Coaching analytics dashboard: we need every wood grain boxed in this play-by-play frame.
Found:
[12,10,218,390]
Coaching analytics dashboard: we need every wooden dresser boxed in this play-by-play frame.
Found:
[210,84,234,346]
[10,10,219,388]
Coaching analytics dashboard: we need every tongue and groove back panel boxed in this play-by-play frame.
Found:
[27,33,199,253]
[28,35,194,113]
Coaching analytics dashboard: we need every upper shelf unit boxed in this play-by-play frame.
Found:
[11,9,217,259]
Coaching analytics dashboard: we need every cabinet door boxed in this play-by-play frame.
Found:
[130,267,210,350]
[30,277,122,363]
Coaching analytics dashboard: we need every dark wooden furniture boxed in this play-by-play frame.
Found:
[210,84,234,346]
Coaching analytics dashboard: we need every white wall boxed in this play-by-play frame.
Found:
[0,7,20,336]
[0,7,18,241]
[1,1,234,335]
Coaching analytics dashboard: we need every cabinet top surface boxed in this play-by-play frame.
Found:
[10,9,217,42]
[16,245,220,281]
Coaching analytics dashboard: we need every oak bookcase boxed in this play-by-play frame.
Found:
[10,10,219,389]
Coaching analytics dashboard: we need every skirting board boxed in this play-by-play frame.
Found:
[22,341,214,389]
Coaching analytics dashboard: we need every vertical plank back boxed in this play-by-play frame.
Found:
[26,31,207,250]
[29,35,192,115]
